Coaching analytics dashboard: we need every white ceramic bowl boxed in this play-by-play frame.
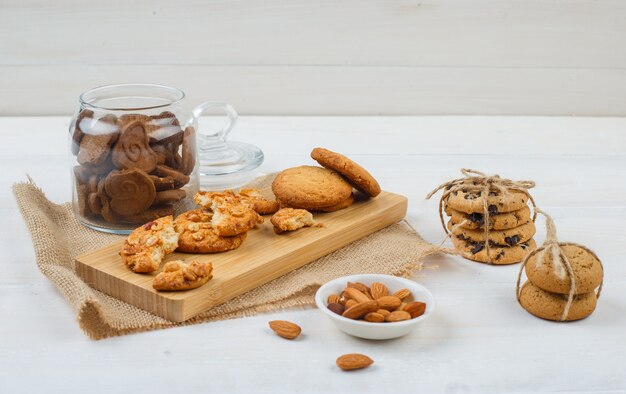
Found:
[315,274,436,340]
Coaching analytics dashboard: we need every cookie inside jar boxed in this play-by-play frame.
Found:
[71,108,198,233]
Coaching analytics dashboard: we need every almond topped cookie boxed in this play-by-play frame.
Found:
[272,166,353,210]
[174,209,247,253]
[236,188,280,215]
[119,216,179,273]
[271,208,314,234]
[194,190,263,236]
[311,147,381,197]
[152,260,213,291]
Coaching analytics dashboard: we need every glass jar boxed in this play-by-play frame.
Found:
[69,83,239,234]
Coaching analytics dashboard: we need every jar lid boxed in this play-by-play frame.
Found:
[198,139,264,190]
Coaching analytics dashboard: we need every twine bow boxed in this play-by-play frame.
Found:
[515,208,603,321]
[426,169,537,264]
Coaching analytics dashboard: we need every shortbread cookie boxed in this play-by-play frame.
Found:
[152,260,213,291]
[452,236,536,265]
[445,188,530,214]
[77,127,119,167]
[315,193,354,212]
[237,188,280,215]
[174,209,247,253]
[525,245,603,295]
[519,281,597,321]
[272,166,353,210]
[447,219,536,246]
[119,216,179,273]
[311,147,381,197]
[194,191,262,236]
[271,208,314,234]
[445,205,531,230]
[180,126,196,176]
[71,109,94,155]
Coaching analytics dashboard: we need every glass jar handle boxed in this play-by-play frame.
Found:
[190,101,238,151]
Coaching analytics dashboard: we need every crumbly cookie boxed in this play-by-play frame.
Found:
[519,281,597,321]
[272,166,353,210]
[525,245,603,295]
[445,205,531,230]
[311,147,381,197]
[447,219,536,246]
[152,260,213,291]
[174,209,247,253]
[451,236,536,265]
[237,188,280,215]
[445,188,530,214]
[271,208,314,234]
[194,190,263,236]
[119,216,179,273]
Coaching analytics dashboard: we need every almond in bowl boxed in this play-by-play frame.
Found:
[314,274,435,340]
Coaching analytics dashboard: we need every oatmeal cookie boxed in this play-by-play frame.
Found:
[119,216,179,273]
[525,245,603,295]
[311,147,381,197]
[174,209,247,253]
[271,208,314,234]
[272,166,353,210]
[152,260,213,291]
[519,281,597,321]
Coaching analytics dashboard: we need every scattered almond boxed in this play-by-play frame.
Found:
[336,353,374,371]
[385,310,411,322]
[370,282,389,299]
[392,288,411,300]
[364,312,385,323]
[327,294,340,304]
[268,320,301,340]
[342,300,379,320]
[404,301,427,318]
[327,302,345,316]
[376,295,402,311]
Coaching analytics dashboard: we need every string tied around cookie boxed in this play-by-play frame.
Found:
[515,208,603,321]
[426,168,537,264]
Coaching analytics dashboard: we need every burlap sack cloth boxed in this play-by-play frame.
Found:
[13,174,439,339]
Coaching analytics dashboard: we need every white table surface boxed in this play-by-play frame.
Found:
[1,116,625,394]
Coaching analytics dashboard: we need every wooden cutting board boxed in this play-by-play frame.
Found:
[75,191,407,322]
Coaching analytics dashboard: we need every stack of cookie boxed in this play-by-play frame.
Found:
[444,188,537,265]
[517,209,604,321]
[518,244,603,321]
[271,147,381,213]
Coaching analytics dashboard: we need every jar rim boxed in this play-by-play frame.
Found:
[79,83,186,111]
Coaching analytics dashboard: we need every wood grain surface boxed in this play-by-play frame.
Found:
[75,191,407,321]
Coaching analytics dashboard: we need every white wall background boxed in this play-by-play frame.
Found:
[1,0,625,116]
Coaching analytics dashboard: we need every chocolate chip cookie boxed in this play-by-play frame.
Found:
[444,205,531,230]
[452,236,537,265]
[447,219,536,246]
[445,188,530,214]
